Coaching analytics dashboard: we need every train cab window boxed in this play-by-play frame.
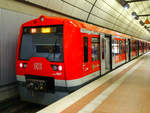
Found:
[84,37,88,62]
[91,37,100,61]
[19,25,64,62]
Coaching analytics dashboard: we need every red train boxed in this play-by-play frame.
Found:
[16,16,150,105]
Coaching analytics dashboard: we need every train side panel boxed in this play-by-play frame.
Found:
[64,23,101,89]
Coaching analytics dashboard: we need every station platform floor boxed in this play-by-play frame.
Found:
[37,52,150,113]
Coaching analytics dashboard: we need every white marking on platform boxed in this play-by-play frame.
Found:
[78,60,143,113]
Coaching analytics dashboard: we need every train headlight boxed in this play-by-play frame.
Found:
[51,65,62,71]
[19,63,23,68]
[58,65,62,71]
[19,63,27,68]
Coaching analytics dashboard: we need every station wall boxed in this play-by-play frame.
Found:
[0,8,35,86]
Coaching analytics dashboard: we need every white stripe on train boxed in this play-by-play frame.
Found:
[16,71,100,87]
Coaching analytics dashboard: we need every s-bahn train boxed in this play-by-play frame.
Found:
[16,15,150,105]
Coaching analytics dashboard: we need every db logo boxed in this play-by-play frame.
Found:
[34,63,42,71]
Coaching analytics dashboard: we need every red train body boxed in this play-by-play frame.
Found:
[16,16,150,105]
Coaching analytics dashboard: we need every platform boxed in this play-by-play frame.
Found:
[37,52,150,113]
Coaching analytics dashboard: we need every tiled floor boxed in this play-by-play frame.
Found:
[37,53,150,113]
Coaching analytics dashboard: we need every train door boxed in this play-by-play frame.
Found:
[91,37,100,74]
[83,36,90,75]
[128,39,131,61]
[126,39,129,62]
[100,34,111,75]
[137,40,140,56]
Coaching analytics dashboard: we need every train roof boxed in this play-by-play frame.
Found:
[22,15,149,43]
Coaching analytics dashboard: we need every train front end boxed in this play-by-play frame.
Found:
[16,16,67,105]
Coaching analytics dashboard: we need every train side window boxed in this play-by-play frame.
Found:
[119,40,122,54]
[123,40,126,53]
[91,37,100,61]
[84,37,88,62]
[112,39,117,56]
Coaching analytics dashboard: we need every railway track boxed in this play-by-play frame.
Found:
[0,98,45,113]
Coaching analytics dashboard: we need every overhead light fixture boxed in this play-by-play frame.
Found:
[131,12,139,20]
[139,20,144,26]
[132,12,137,18]
[135,16,139,20]
[118,0,130,9]
[119,0,150,10]
[144,26,147,29]
[123,3,130,10]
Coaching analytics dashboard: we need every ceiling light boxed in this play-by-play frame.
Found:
[123,3,130,10]
[118,0,130,9]
[139,20,144,26]
[144,26,147,29]
[132,12,137,17]
[131,12,139,20]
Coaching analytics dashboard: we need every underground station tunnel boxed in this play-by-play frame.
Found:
[0,0,150,113]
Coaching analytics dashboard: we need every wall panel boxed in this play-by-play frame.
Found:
[0,8,2,84]
[0,8,34,86]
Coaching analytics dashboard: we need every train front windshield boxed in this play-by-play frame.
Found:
[19,25,63,62]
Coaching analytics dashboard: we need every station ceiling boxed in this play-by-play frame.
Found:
[21,0,150,41]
